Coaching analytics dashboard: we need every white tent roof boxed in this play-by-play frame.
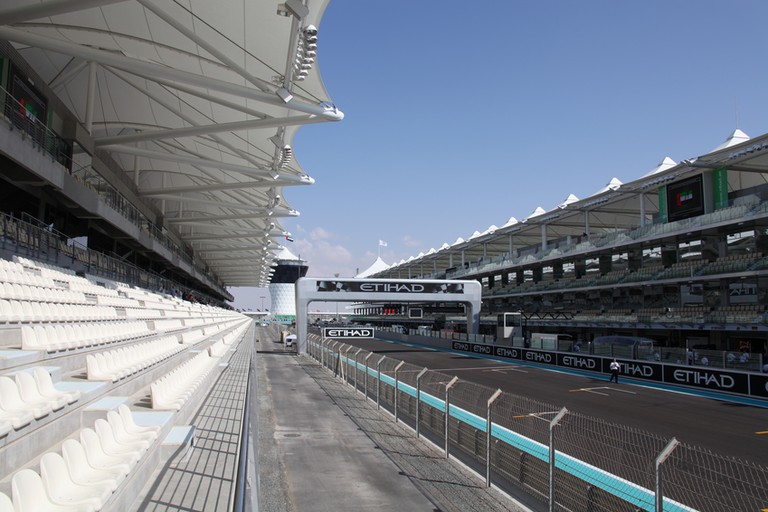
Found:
[274,245,300,262]
[356,256,390,278]
[711,129,749,152]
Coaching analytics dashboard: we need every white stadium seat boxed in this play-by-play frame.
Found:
[94,418,147,456]
[62,439,125,491]
[33,367,81,404]
[12,468,96,512]
[0,376,51,419]
[15,371,68,412]
[117,404,160,441]
[0,492,13,512]
[79,427,137,473]
[40,452,111,510]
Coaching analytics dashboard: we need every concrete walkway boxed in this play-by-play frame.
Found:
[256,337,529,512]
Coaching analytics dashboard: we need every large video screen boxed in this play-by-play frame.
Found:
[8,64,48,124]
[666,175,704,222]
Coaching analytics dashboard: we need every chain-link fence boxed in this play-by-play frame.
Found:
[307,335,768,512]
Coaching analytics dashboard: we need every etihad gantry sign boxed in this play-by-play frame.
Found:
[323,327,374,338]
[316,280,466,294]
[294,277,482,354]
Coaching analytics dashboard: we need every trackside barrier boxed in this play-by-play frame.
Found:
[307,335,768,512]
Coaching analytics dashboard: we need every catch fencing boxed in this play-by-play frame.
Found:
[308,335,768,512]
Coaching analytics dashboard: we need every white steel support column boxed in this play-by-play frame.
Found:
[161,172,166,215]
[584,211,591,239]
[85,61,97,134]
[541,224,547,251]
[132,153,139,187]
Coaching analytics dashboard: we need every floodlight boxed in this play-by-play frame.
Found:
[276,87,292,103]
[279,0,308,19]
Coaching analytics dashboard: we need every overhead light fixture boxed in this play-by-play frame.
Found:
[293,25,319,82]
[276,145,292,169]
[276,87,292,103]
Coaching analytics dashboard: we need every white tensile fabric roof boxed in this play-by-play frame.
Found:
[0,0,342,288]
[356,256,390,278]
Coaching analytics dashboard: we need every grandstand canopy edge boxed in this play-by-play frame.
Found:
[295,277,482,353]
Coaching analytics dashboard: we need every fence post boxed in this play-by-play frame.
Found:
[376,356,386,410]
[549,407,568,512]
[364,352,374,400]
[321,339,327,368]
[415,367,428,439]
[393,361,405,424]
[353,349,362,391]
[486,389,503,487]
[340,345,350,380]
[332,342,340,377]
[655,438,680,512]
[444,376,458,459]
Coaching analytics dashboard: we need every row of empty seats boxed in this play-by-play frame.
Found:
[0,367,81,436]
[21,321,153,352]
[0,405,160,512]
[1,299,118,324]
[0,278,91,305]
[150,351,220,410]
[86,336,186,382]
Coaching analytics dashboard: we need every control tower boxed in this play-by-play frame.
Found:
[269,246,308,324]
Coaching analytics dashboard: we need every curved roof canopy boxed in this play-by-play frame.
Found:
[0,0,342,288]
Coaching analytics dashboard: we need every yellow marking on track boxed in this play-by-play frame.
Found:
[756,430,768,435]
[512,411,561,419]
[570,386,637,396]
[428,365,527,373]
[570,387,610,396]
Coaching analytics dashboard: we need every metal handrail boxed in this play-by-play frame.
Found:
[232,333,257,512]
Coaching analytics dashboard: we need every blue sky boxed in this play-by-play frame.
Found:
[230,0,768,310]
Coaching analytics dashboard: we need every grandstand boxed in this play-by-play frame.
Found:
[364,129,768,365]
[0,254,252,510]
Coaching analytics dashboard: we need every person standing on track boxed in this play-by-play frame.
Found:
[609,359,620,383]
